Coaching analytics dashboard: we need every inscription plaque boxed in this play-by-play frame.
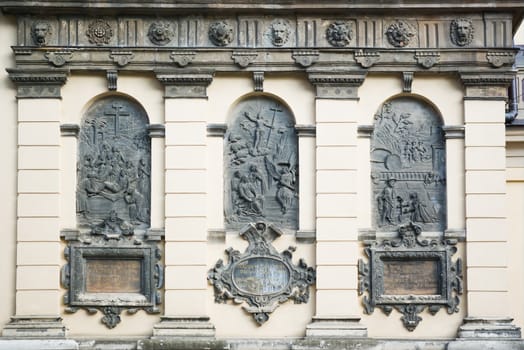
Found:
[382,259,439,295]
[208,222,315,325]
[232,257,290,295]
[358,223,463,331]
[86,259,141,293]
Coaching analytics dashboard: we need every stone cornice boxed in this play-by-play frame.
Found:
[155,71,214,98]
[7,68,68,98]
[459,72,515,87]
[308,70,367,99]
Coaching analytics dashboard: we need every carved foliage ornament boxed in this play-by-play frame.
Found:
[209,21,234,46]
[224,96,298,230]
[450,18,474,47]
[31,21,52,47]
[358,223,463,331]
[87,19,114,46]
[386,20,415,48]
[326,21,352,47]
[208,222,315,325]
[148,22,174,46]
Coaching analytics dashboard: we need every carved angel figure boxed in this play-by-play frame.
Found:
[265,156,297,214]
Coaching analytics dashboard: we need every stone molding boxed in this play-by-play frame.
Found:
[151,316,216,339]
[60,123,79,137]
[7,68,68,98]
[305,316,367,338]
[2,316,67,338]
[457,317,521,339]
[295,125,316,137]
[206,123,227,137]
[155,71,214,98]
[147,124,165,138]
[460,72,515,98]
[442,125,465,139]
[307,71,367,99]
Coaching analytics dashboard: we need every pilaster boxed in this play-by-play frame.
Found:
[306,70,367,338]
[3,69,68,338]
[457,72,521,339]
[153,71,216,338]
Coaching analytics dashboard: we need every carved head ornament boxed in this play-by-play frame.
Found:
[386,21,415,47]
[31,21,52,46]
[450,18,474,47]
[270,20,291,47]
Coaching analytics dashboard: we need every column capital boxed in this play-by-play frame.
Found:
[307,70,367,99]
[7,68,68,99]
[154,70,214,98]
[459,71,515,99]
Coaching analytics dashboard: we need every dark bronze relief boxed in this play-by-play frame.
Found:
[371,97,446,233]
[64,95,161,329]
[77,96,151,232]
[224,96,298,230]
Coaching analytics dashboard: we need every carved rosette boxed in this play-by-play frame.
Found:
[148,22,174,46]
[87,19,113,46]
[385,20,415,47]
[414,51,440,69]
[358,223,463,331]
[450,18,474,47]
[326,21,352,47]
[208,222,315,325]
[209,21,234,46]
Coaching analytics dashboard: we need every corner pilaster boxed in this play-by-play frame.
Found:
[3,69,68,338]
[456,71,521,339]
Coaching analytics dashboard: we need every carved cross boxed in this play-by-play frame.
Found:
[104,103,130,135]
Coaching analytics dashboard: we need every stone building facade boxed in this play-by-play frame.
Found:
[0,1,524,349]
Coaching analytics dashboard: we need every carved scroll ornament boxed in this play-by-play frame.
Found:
[208,222,315,325]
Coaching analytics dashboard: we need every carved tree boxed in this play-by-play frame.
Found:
[224,96,298,230]
[371,97,446,233]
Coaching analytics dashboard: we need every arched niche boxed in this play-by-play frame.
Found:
[224,95,298,230]
[371,96,446,233]
[76,94,151,232]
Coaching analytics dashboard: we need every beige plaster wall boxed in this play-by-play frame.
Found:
[506,141,524,332]
[0,13,18,331]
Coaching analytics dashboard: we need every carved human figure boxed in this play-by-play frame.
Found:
[91,210,133,236]
[378,179,398,225]
[228,133,249,165]
[31,21,51,46]
[243,111,273,154]
[408,192,437,223]
[275,163,296,214]
[237,175,264,216]
[270,20,290,47]
[450,18,474,47]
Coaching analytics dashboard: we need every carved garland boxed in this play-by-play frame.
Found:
[358,223,463,331]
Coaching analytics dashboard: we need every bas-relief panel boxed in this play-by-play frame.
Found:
[371,97,446,233]
[77,96,151,233]
[224,96,298,230]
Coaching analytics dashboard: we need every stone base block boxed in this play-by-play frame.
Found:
[0,340,78,350]
[448,340,524,350]
[1,316,67,339]
[457,317,522,339]
[305,316,368,338]
[152,316,216,338]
